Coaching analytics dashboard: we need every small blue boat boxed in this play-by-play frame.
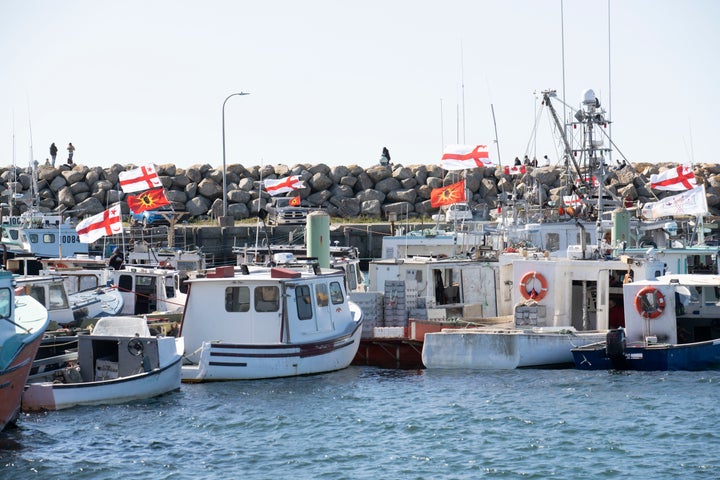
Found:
[572,274,720,371]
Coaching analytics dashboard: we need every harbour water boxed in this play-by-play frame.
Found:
[2,366,718,479]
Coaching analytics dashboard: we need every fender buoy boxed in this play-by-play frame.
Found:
[519,271,548,301]
[634,286,665,319]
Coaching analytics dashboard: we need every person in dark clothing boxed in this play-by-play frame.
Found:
[50,143,58,166]
[108,248,124,270]
[380,147,391,166]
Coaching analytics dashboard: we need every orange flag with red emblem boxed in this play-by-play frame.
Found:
[430,179,466,208]
[127,188,170,214]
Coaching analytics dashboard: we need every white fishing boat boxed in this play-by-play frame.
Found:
[22,316,183,411]
[180,264,363,382]
[573,274,720,371]
[0,270,49,431]
[14,274,123,328]
[421,88,669,369]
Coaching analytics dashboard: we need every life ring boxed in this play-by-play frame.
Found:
[634,286,665,319]
[519,271,548,301]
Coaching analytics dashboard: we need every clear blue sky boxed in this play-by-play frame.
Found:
[1,0,718,172]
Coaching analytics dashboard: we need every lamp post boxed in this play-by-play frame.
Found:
[221,92,250,224]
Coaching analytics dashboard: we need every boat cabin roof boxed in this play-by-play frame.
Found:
[186,266,346,284]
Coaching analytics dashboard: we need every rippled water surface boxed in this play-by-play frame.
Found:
[2,367,719,479]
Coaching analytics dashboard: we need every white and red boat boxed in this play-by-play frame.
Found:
[180,265,363,381]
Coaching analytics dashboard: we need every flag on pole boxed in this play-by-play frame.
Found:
[430,179,466,208]
[263,176,305,195]
[127,188,170,214]
[503,165,527,176]
[641,185,708,219]
[119,164,162,193]
[440,145,491,170]
[76,205,123,243]
[563,194,583,206]
[650,165,697,191]
[289,196,301,206]
[575,174,599,187]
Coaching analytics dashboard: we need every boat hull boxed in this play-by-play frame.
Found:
[572,339,720,371]
[182,323,363,382]
[0,335,44,430]
[22,356,182,411]
[422,329,607,369]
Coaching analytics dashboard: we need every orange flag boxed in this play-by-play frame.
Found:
[430,179,466,208]
[289,196,301,206]
[127,188,170,214]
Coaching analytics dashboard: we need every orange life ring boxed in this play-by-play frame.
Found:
[519,271,548,301]
[634,286,665,319]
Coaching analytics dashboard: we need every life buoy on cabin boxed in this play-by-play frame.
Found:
[634,286,665,319]
[519,271,548,301]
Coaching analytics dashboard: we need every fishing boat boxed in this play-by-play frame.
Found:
[421,249,668,369]
[22,316,183,411]
[572,274,720,371]
[0,270,49,431]
[13,274,123,328]
[420,87,671,370]
[180,264,363,382]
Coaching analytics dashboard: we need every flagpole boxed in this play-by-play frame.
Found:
[255,160,263,255]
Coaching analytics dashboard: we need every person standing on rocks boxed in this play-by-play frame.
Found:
[50,142,58,166]
[67,142,75,164]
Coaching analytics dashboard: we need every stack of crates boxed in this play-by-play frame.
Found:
[383,281,408,328]
[348,291,384,338]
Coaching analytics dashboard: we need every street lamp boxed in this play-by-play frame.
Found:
[221,92,250,224]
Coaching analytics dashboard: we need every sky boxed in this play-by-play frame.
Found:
[1,0,719,173]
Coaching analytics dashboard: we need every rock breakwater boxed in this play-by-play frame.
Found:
[2,161,719,219]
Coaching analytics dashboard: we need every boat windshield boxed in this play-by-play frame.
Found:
[0,288,10,318]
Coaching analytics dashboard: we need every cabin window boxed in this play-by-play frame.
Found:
[295,285,313,320]
[8,230,18,240]
[329,281,344,305]
[43,233,55,244]
[0,288,10,318]
[165,276,175,299]
[255,286,279,312]
[225,286,250,312]
[49,284,69,310]
[576,231,591,245]
[29,234,39,243]
[315,283,329,307]
[118,275,133,292]
[545,233,560,252]
[78,274,100,292]
[29,286,45,307]
[346,264,358,291]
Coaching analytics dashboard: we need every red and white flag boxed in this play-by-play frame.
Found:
[263,176,305,196]
[119,164,162,193]
[441,145,491,170]
[503,165,526,176]
[563,194,583,206]
[650,165,697,191]
[76,205,123,243]
[575,174,599,188]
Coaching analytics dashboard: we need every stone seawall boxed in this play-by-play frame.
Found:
[4,161,720,219]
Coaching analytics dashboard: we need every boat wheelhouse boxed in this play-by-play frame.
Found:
[180,265,363,381]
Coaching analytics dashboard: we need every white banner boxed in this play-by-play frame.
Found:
[641,185,708,219]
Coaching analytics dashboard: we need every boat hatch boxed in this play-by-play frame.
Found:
[271,267,301,279]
